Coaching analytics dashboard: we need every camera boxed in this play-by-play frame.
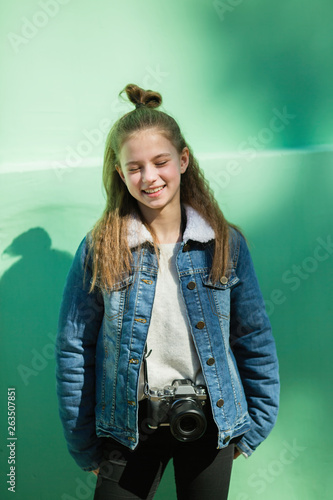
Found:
[146,379,208,442]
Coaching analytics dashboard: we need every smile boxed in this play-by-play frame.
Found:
[142,186,165,194]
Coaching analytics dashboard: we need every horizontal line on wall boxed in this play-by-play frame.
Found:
[0,144,332,174]
[196,144,333,160]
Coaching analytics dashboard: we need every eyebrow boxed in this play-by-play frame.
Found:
[125,153,171,167]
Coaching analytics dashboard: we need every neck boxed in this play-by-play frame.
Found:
[139,204,185,244]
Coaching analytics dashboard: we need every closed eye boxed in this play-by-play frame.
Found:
[128,160,167,171]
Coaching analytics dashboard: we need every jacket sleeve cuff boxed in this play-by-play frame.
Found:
[82,462,102,472]
[68,441,104,471]
[73,453,104,472]
[235,439,253,458]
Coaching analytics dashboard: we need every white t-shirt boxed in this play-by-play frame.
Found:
[138,242,205,400]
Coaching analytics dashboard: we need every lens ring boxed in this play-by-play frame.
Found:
[170,400,207,442]
[178,415,198,434]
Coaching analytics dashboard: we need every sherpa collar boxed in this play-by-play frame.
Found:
[126,204,215,249]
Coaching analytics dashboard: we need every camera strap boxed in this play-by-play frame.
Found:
[143,344,152,397]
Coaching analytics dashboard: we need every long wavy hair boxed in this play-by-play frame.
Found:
[88,83,235,292]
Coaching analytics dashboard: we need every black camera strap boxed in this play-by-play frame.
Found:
[143,344,152,397]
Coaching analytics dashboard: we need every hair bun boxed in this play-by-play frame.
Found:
[120,83,162,109]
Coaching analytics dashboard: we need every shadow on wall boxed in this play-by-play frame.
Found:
[0,227,74,496]
[1,227,73,367]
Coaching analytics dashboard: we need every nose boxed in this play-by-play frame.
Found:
[142,164,158,184]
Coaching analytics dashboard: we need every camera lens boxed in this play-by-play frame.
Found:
[179,416,197,433]
[170,399,207,442]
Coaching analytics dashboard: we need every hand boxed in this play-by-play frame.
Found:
[92,468,99,476]
[233,448,242,460]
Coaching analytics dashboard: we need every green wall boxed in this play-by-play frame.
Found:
[1,1,332,499]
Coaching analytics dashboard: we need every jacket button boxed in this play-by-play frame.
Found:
[187,281,196,290]
[220,276,228,285]
[183,243,190,252]
[206,357,215,366]
[196,321,205,329]
[216,399,224,408]
[223,436,231,444]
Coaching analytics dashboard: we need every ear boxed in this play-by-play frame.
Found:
[116,165,126,184]
[180,147,190,174]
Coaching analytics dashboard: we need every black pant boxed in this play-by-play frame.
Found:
[94,400,237,500]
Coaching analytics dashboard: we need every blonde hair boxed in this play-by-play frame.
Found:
[88,83,235,292]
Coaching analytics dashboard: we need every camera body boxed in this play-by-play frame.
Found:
[146,379,208,442]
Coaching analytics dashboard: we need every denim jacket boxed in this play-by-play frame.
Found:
[56,204,280,471]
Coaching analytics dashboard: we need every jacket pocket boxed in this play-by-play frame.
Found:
[103,273,135,320]
[201,270,239,319]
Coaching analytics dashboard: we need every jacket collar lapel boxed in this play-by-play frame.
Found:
[126,204,215,249]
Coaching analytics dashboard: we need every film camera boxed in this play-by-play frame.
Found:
[146,379,208,442]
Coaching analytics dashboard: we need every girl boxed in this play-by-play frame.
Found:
[56,84,280,500]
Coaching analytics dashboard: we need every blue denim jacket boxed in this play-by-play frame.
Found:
[56,204,279,471]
